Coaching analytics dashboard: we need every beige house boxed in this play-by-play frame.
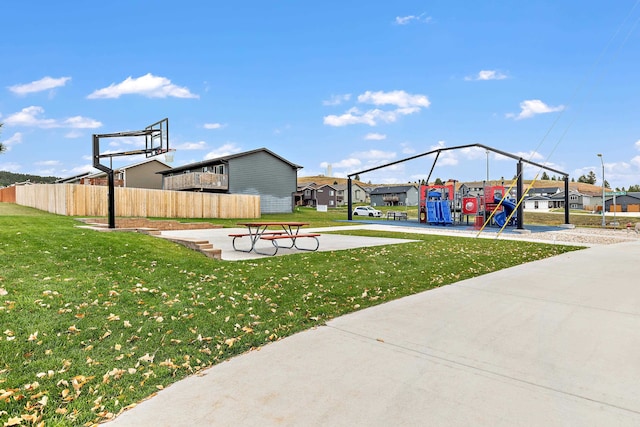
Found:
[57,158,172,190]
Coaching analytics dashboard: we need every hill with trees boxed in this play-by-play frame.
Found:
[0,171,60,187]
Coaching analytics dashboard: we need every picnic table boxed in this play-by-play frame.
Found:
[230,222,320,256]
[386,211,408,220]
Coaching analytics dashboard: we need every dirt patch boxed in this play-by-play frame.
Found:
[76,218,222,231]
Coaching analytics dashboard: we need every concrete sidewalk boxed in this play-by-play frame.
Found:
[158,226,419,260]
[109,240,640,426]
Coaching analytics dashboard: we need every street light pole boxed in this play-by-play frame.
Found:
[486,150,489,184]
[597,153,605,227]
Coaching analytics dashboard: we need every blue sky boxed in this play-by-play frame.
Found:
[2,1,640,189]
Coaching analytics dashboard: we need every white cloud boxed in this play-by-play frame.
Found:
[204,143,243,159]
[324,108,379,126]
[2,132,23,150]
[8,76,71,95]
[459,145,488,160]
[35,160,61,166]
[175,141,208,150]
[62,116,102,129]
[204,123,225,129]
[320,158,361,169]
[4,106,102,129]
[358,90,430,108]
[512,150,544,162]
[322,94,352,106]
[364,132,387,140]
[87,73,198,99]
[429,141,458,166]
[324,106,420,127]
[5,106,57,128]
[400,143,415,154]
[324,90,430,127]
[354,149,396,161]
[634,140,640,150]
[0,162,21,172]
[59,164,97,177]
[394,14,432,25]
[107,136,145,151]
[465,70,507,81]
[507,99,565,120]
[65,130,84,139]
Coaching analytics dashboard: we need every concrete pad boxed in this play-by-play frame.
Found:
[109,240,640,426]
[159,227,418,260]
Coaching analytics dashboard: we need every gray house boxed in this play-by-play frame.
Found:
[370,185,419,206]
[159,148,301,214]
[549,190,584,210]
[334,183,368,206]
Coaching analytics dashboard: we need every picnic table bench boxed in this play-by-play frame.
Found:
[386,211,408,220]
[230,222,320,256]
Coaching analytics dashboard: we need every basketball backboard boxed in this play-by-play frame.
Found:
[145,118,169,157]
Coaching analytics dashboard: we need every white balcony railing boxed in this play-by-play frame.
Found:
[163,172,228,191]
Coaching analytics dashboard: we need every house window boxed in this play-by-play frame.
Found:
[304,190,311,196]
[330,190,334,196]
[329,200,334,206]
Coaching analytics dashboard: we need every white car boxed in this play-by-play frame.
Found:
[353,206,382,217]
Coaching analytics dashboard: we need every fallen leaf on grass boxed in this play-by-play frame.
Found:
[4,416,22,426]
[138,353,155,363]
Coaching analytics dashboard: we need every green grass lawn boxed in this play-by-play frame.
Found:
[0,203,581,426]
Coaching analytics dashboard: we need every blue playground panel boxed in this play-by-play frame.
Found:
[426,201,438,224]
[426,200,453,225]
[439,200,453,225]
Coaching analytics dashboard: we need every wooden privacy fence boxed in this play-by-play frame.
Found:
[0,186,16,203]
[13,184,260,218]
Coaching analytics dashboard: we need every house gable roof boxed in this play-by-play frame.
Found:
[370,185,417,195]
[159,147,302,174]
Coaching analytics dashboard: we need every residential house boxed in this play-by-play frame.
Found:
[369,185,419,206]
[315,184,338,208]
[159,148,301,214]
[295,182,339,208]
[334,183,368,206]
[522,195,552,210]
[58,158,172,189]
[549,190,584,210]
[55,172,91,184]
[458,181,517,198]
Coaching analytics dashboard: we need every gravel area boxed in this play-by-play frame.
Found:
[511,227,640,246]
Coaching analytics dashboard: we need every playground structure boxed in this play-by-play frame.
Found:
[419,182,518,228]
[347,143,572,231]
